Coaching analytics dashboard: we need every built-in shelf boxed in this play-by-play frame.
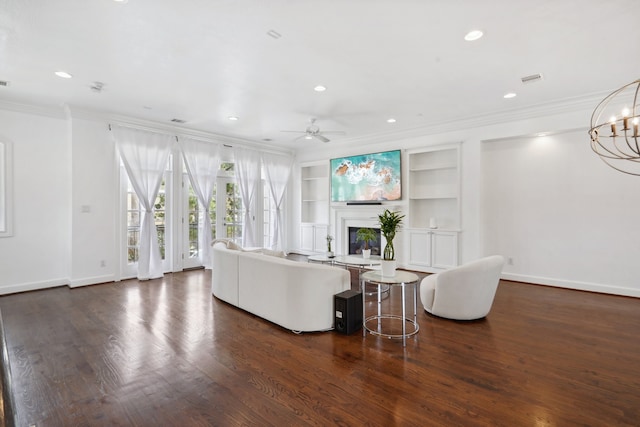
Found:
[409,163,457,172]
[407,145,460,229]
[300,161,330,251]
[298,147,461,267]
[406,144,461,271]
[409,195,458,200]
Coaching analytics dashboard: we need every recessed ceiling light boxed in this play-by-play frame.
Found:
[314,85,326,92]
[387,118,397,123]
[113,0,128,3]
[304,135,313,140]
[464,30,484,41]
[503,92,517,99]
[54,71,72,79]
[228,116,239,121]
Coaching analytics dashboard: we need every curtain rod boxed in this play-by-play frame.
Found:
[107,122,292,156]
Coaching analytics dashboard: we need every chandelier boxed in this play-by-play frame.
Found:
[589,79,640,175]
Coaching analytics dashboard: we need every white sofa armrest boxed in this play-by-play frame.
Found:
[212,242,239,305]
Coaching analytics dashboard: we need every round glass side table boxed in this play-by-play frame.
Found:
[360,270,420,347]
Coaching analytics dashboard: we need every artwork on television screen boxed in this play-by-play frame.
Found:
[330,149,401,202]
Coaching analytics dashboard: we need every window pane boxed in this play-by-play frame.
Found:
[127,186,140,264]
[209,185,216,240]
[224,181,243,243]
[127,211,139,227]
[128,247,138,263]
[155,180,166,260]
[128,193,139,211]
[188,184,199,257]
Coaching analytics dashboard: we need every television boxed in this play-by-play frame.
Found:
[330,149,401,202]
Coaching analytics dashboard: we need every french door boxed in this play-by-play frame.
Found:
[181,174,221,269]
[121,163,173,279]
[216,177,243,244]
[182,174,243,268]
[121,157,245,276]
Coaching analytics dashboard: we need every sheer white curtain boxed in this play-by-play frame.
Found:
[112,125,174,280]
[234,147,261,248]
[179,137,220,269]
[263,152,293,251]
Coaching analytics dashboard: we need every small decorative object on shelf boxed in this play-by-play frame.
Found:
[356,227,377,259]
[429,217,438,229]
[378,209,405,276]
[326,234,335,258]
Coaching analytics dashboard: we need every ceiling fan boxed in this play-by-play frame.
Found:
[281,118,345,143]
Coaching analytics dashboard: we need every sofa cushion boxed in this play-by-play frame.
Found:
[261,248,287,258]
[211,238,247,251]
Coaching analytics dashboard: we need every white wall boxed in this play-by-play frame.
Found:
[293,106,640,297]
[0,103,291,294]
[70,117,118,286]
[0,108,71,293]
[2,99,638,297]
[481,130,640,296]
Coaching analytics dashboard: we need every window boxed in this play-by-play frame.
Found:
[121,155,172,277]
[182,169,218,270]
[126,178,168,263]
[222,180,243,243]
[187,183,198,258]
[120,153,274,275]
[126,188,140,263]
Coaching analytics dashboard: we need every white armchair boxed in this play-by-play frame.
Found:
[419,255,505,320]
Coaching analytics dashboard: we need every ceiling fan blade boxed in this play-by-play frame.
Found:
[319,131,346,135]
[281,130,306,134]
[313,134,330,143]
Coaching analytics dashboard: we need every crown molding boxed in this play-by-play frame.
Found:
[67,106,294,156]
[0,99,293,156]
[0,99,68,119]
[324,90,609,149]
[2,89,609,158]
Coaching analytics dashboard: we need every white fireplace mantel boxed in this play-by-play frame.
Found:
[330,204,403,255]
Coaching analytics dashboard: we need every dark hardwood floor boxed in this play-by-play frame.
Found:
[0,261,639,426]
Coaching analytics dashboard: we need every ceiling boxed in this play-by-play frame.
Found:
[1,0,640,149]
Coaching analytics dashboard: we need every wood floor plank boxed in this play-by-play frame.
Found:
[0,266,639,426]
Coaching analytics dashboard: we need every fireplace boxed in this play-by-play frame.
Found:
[331,204,401,256]
[348,227,381,255]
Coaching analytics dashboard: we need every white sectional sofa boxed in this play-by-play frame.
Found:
[212,241,351,332]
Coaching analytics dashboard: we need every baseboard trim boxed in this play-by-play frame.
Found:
[501,273,640,298]
[69,274,116,288]
[2,271,636,298]
[0,278,68,295]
